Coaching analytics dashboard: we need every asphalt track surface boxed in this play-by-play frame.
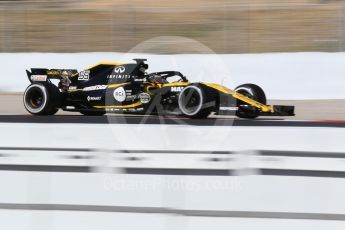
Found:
[1,203,345,221]
[0,114,344,127]
[2,94,345,119]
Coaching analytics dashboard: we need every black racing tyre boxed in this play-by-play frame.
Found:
[23,83,61,115]
[178,84,216,119]
[80,111,106,116]
[235,83,267,119]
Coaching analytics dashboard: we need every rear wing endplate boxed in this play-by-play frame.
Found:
[26,68,78,83]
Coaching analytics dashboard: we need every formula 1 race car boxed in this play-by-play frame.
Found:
[23,59,294,119]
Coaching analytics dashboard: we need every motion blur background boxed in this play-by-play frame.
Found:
[1,0,345,117]
[2,2,345,230]
[1,0,345,53]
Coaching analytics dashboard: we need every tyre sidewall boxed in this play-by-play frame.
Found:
[23,83,59,115]
[178,84,215,118]
[235,84,266,104]
[178,85,204,116]
[235,83,267,118]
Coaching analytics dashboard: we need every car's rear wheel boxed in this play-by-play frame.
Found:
[235,83,266,119]
[178,85,216,119]
[23,83,60,115]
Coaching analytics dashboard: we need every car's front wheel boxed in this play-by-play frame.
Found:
[178,85,216,119]
[235,83,267,119]
[23,83,61,115]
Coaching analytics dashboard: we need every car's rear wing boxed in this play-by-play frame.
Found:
[26,68,78,83]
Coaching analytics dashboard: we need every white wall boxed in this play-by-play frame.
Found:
[1,123,345,229]
[1,52,345,99]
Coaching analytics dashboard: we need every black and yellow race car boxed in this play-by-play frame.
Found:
[23,59,294,118]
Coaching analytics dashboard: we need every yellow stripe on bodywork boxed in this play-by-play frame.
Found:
[202,83,274,113]
[159,82,191,87]
[94,101,143,109]
[144,82,190,93]
[67,83,129,92]
[71,62,127,77]
[85,62,127,70]
[107,83,129,88]
[67,88,82,92]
